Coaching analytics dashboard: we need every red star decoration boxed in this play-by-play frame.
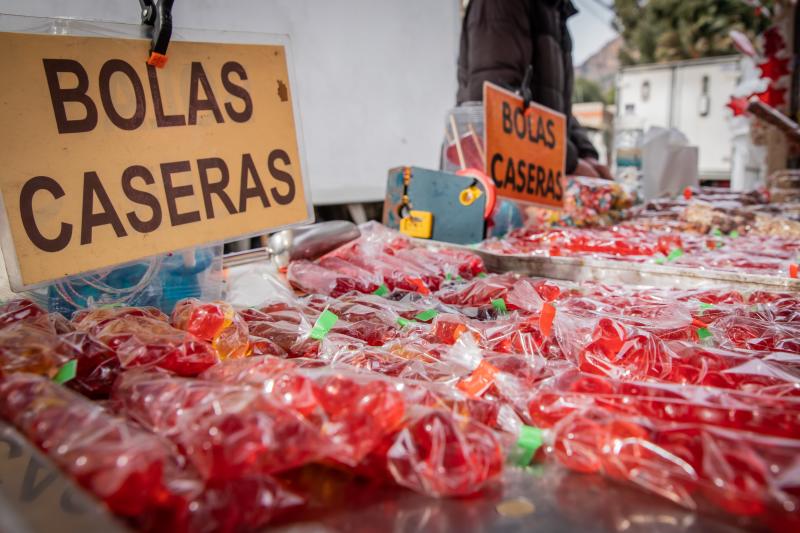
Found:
[726,96,750,116]
[763,26,785,57]
[756,84,787,108]
[758,56,790,81]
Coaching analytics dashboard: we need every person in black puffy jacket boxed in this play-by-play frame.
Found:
[457,0,611,179]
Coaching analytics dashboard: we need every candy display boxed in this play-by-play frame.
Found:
[541,408,799,525]
[0,372,305,532]
[1,222,799,531]
[0,373,177,519]
[288,222,485,297]
[171,299,251,360]
[524,176,636,228]
[73,306,220,376]
[630,186,800,240]
[481,223,800,278]
[0,313,73,379]
[112,368,336,480]
[681,202,800,239]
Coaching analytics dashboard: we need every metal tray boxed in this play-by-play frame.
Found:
[0,422,126,533]
[424,241,800,291]
[1,422,764,533]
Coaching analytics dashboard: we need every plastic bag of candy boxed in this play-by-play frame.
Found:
[73,307,219,376]
[171,299,250,359]
[526,405,800,528]
[524,176,636,228]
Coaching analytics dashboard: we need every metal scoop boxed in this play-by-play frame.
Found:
[222,221,361,269]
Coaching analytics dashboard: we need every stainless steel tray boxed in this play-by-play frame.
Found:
[1,420,763,533]
[0,422,126,533]
[426,241,800,291]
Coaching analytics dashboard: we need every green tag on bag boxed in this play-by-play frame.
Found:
[414,309,438,322]
[491,298,508,314]
[697,327,712,341]
[53,360,77,385]
[667,248,684,262]
[310,310,339,340]
[396,317,411,328]
[514,425,544,467]
[373,284,389,297]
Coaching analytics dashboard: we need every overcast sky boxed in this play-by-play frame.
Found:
[568,0,619,65]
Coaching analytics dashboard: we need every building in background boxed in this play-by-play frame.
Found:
[616,56,744,183]
[572,102,614,166]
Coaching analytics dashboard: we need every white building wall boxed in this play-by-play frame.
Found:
[617,68,673,128]
[617,57,742,180]
[673,60,741,175]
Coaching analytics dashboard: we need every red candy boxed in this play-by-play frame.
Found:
[113,369,332,480]
[171,299,250,360]
[74,307,219,376]
[0,298,47,328]
[0,374,175,518]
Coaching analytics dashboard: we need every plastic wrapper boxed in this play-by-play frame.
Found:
[2,227,800,528]
[682,201,800,239]
[0,298,48,327]
[363,405,506,497]
[201,356,510,497]
[144,473,304,533]
[239,303,317,358]
[171,299,250,359]
[112,369,333,480]
[534,407,800,527]
[0,373,304,532]
[200,356,406,466]
[482,222,800,278]
[73,306,219,376]
[0,311,74,379]
[0,373,176,519]
[287,259,383,298]
[242,293,446,359]
[288,222,485,297]
[528,369,800,439]
[559,315,800,389]
[59,330,121,399]
[483,225,678,258]
[709,313,800,354]
[524,176,636,228]
[630,186,798,239]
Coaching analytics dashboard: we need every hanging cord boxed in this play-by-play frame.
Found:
[54,255,163,308]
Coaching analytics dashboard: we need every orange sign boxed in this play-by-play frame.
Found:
[0,31,311,289]
[483,82,566,208]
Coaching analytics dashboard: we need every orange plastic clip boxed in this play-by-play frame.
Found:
[147,52,168,68]
[457,360,499,397]
[408,277,430,296]
[683,187,693,200]
[691,317,709,329]
[539,303,556,337]
[452,324,468,341]
[790,263,799,279]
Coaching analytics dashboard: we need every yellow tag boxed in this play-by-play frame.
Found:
[459,186,483,206]
[400,210,433,239]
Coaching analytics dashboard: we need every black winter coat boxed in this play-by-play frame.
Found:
[457,0,599,173]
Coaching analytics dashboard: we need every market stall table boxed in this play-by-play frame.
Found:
[0,421,767,533]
